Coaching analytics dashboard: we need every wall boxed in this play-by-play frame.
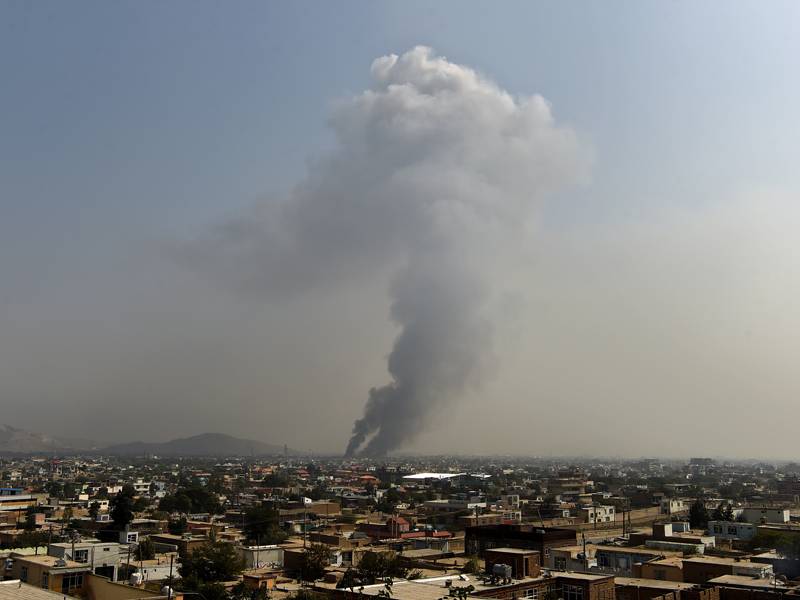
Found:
[84,573,169,600]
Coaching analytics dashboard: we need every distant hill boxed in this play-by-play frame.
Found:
[101,432,292,457]
[0,424,97,454]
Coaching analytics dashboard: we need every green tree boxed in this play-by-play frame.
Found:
[88,501,101,521]
[132,496,150,512]
[355,551,407,584]
[711,502,734,522]
[110,485,136,529]
[689,499,709,529]
[135,538,156,561]
[168,517,188,535]
[462,556,481,574]
[179,540,245,583]
[46,481,64,499]
[299,544,329,582]
[16,530,48,549]
[230,582,270,600]
[24,506,38,531]
[243,504,287,544]
[749,531,800,559]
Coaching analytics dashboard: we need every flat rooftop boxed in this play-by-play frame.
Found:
[615,578,698,591]
[486,547,539,555]
[350,572,612,600]
[11,555,85,569]
[683,556,767,568]
[0,581,69,600]
[708,576,785,589]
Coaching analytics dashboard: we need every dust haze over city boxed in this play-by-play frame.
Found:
[3,2,800,460]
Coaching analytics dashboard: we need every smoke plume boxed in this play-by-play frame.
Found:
[191,47,585,455]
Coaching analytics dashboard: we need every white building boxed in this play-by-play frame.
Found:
[708,521,756,541]
[582,505,615,523]
[737,508,790,524]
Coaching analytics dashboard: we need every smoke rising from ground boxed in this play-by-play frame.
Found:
[190,47,586,455]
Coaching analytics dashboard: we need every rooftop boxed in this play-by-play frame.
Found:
[683,556,768,568]
[0,581,69,600]
[615,578,698,591]
[486,547,539,555]
[707,576,785,589]
[11,554,86,570]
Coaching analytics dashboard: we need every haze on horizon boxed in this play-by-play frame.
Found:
[2,2,800,460]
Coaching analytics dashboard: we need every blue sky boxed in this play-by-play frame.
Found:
[2,2,800,454]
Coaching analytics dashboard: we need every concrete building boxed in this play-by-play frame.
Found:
[737,508,790,524]
[465,525,576,560]
[681,556,773,584]
[581,506,615,524]
[237,545,284,569]
[484,548,540,579]
[47,542,121,581]
[708,521,756,541]
[4,554,91,595]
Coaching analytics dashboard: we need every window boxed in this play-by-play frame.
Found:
[562,584,584,600]
[713,525,722,533]
[20,566,28,582]
[728,526,737,535]
[41,573,49,589]
[62,573,84,593]
[74,549,89,563]
[554,557,567,570]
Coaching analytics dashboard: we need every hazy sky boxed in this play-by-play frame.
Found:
[2,2,800,457]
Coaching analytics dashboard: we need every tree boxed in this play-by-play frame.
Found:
[168,517,188,535]
[243,504,287,545]
[179,540,245,583]
[230,582,270,600]
[16,530,48,549]
[135,538,156,561]
[61,507,74,529]
[355,551,407,585]
[159,487,222,515]
[750,531,800,560]
[689,499,709,529]
[24,506,38,531]
[462,556,481,574]
[711,502,734,522]
[63,482,77,499]
[46,481,64,499]
[110,486,135,529]
[88,501,101,521]
[299,544,329,583]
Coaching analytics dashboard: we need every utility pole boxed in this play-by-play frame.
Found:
[167,554,174,600]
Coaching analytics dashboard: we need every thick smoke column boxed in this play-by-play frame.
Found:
[191,47,585,456]
[345,254,491,456]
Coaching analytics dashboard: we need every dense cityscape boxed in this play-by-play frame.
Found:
[4,452,800,600]
[4,5,799,600]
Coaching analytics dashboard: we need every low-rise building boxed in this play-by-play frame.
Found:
[681,556,773,584]
[708,521,756,541]
[47,542,121,581]
[5,554,91,595]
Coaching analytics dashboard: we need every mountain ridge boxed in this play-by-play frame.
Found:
[102,432,292,457]
[0,425,294,456]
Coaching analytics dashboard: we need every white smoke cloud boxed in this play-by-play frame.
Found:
[188,46,588,455]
